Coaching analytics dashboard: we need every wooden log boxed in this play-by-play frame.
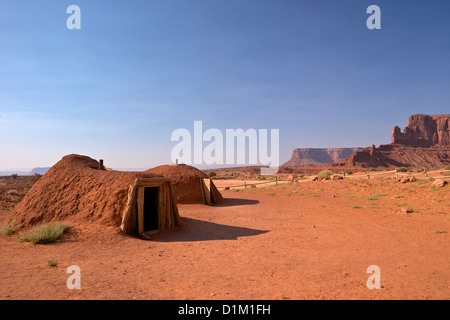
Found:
[137,187,145,235]
[121,181,139,233]
[168,182,181,227]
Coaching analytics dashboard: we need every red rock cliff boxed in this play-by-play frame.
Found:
[392,114,450,147]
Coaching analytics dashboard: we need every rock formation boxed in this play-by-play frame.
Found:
[281,114,450,173]
[283,148,363,166]
[392,114,450,147]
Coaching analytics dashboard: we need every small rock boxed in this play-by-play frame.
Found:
[409,176,417,182]
[400,177,410,183]
[432,179,447,188]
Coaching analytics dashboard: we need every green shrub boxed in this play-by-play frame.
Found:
[317,170,333,180]
[31,173,42,184]
[0,219,22,235]
[397,167,409,173]
[19,223,68,244]
[343,169,353,176]
[11,174,18,179]
[208,171,216,178]
[7,189,20,196]
[47,260,58,267]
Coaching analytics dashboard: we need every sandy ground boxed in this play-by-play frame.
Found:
[0,178,449,300]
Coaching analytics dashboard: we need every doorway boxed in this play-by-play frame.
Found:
[143,187,159,231]
[137,186,159,234]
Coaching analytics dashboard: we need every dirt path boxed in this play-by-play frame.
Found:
[0,178,448,299]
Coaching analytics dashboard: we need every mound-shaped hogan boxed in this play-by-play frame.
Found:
[145,164,223,205]
[8,154,181,236]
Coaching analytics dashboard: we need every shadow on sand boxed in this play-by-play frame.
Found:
[213,197,259,207]
[150,217,269,242]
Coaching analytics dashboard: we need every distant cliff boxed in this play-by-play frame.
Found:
[30,167,50,175]
[283,148,363,166]
[281,114,450,173]
[392,114,450,147]
[331,114,450,169]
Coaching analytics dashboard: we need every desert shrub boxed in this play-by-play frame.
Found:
[19,223,68,244]
[47,260,58,267]
[317,170,333,180]
[0,219,22,235]
[11,174,18,179]
[343,169,353,176]
[7,189,20,196]
[31,173,42,184]
[208,171,216,178]
[397,167,409,173]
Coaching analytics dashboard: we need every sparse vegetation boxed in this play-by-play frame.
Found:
[317,170,333,180]
[435,230,447,234]
[31,173,42,184]
[47,259,58,267]
[7,189,20,196]
[19,223,68,244]
[0,219,22,235]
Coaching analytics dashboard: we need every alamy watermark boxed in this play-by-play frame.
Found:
[171,121,279,175]
[66,5,81,30]
[66,265,81,290]
[366,265,381,290]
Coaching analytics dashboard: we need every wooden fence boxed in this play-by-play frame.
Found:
[217,168,450,189]
[332,168,450,180]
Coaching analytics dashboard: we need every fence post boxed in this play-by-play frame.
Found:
[367,170,370,180]
[424,167,428,178]
[244,181,247,189]
[395,168,398,180]
[276,176,278,185]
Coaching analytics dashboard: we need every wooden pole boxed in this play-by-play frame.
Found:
[395,168,398,180]
[137,187,145,235]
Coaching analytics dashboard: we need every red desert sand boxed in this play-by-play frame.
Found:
[0,177,448,300]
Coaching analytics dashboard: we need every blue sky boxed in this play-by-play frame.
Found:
[1,0,449,170]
